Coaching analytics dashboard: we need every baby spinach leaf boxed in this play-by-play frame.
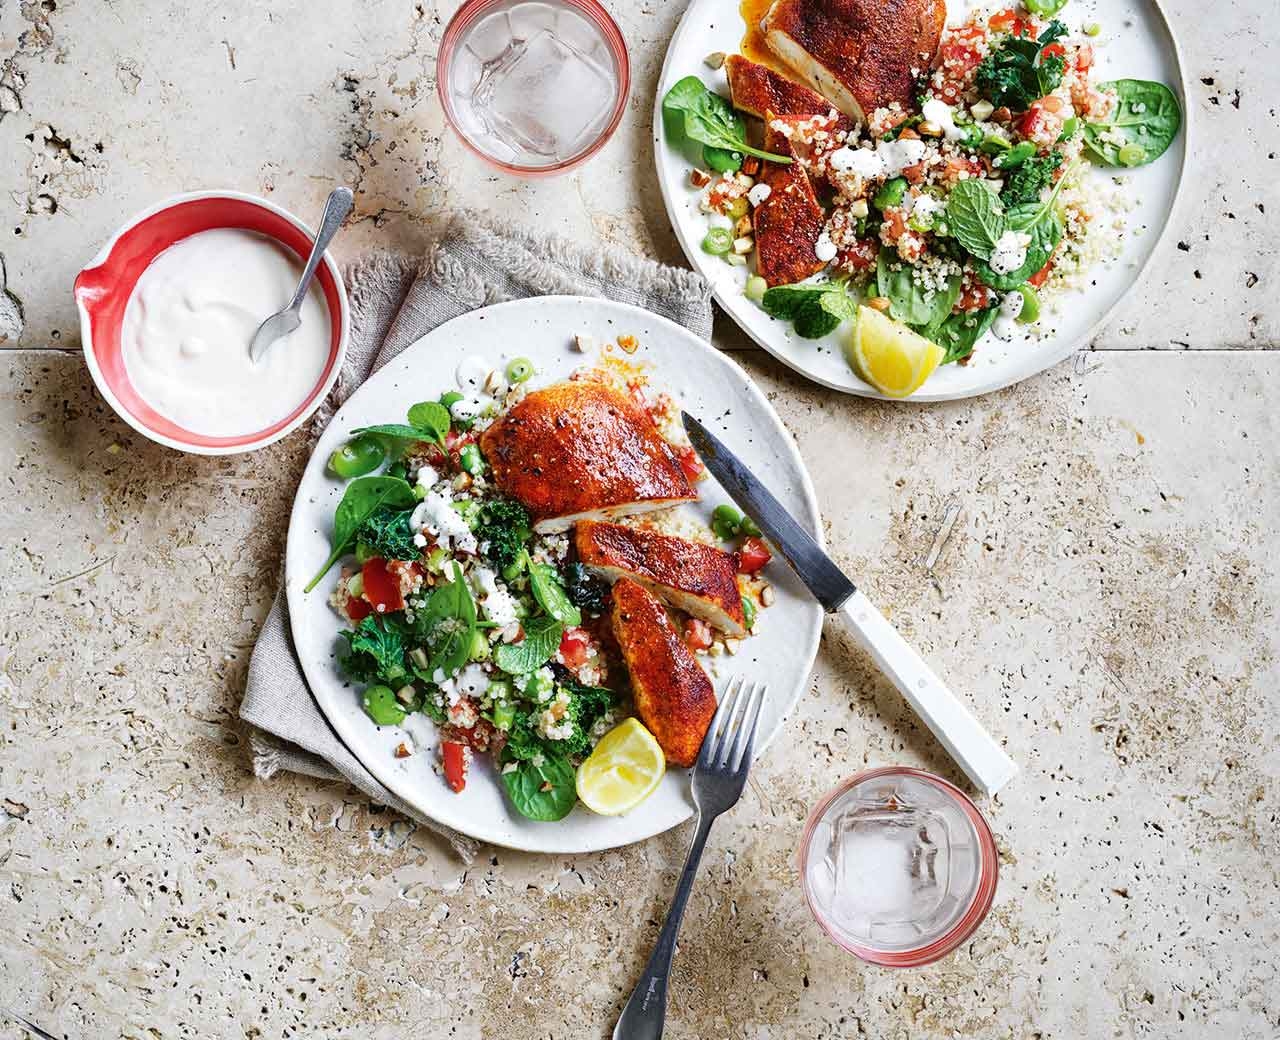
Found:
[350,423,436,442]
[877,251,961,328]
[927,305,1000,364]
[1083,80,1181,167]
[494,615,564,676]
[975,211,1062,290]
[501,754,577,822]
[662,75,791,165]
[419,562,477,682]
[945,180,1006,261]
[525,553,582,627]
[305,476,418,591]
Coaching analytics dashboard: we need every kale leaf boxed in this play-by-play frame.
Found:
[357,506,419,562]
[339,614,409,686]
[1001,153,1063,206]
[474,497,532,572]
[975,20,1068,111]
[563,561,607,615]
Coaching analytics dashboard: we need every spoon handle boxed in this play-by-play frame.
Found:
[289,187,354,312]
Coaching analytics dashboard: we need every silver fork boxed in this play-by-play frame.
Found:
[613,677,768,1040]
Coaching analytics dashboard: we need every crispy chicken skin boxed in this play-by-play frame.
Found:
[479,381,696,533]
[763,0,946,121]
[726,54,839,121]
[610,579,717,768]
[754,118,828,287]
[575,520,747,637]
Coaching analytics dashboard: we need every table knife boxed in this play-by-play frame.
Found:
[682,412,1017,797]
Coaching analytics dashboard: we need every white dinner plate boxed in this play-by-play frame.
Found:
[653,0,1189,400]
[285,295,824,853]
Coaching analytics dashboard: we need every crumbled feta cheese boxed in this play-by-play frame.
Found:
[747,182,772,207]
[921,97,964,141]
[829,145,883,179]
[415,463,439,491]
[450,393,493,422]
[988,230,1032,275]
[411,486,477,555]
[992,290,1025,341]
[815,232,838,263]
[878,137,927,176]
[469,566,518,626]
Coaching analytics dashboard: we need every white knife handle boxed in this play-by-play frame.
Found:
[838,589,1017,797]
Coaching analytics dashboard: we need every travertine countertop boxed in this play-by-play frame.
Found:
[1,1,1276,1038]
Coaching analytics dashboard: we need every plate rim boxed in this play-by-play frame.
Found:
[651,0,1192,402]
[283,293,825,853]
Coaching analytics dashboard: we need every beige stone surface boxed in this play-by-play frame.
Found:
[1,0,1278,1037]
[2,348,1277,1038]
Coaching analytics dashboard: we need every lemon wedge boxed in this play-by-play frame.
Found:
[847,305,945,398]
[576,718,666,816]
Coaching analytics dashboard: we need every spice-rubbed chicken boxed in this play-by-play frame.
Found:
[754,117,829,287]
[575,520,747,638]
[610,579,717,768]
[725,54,847,124]
[479,381,696,533]
[762,0,947,121]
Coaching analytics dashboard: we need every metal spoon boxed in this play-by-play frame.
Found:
[249,186,354,363]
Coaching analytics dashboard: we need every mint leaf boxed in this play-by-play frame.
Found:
[494,615,564,675]
[407,400,451,443]
[946,180,1006,261]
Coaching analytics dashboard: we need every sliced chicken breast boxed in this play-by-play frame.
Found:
[610,579,717,768]
[726,54,845,122]
[479,381,696,533]
[575,520,747,638]
[755,118,828,287]
[763,0,946,121]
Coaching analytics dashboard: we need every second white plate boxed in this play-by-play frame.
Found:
[652,0,1189,400]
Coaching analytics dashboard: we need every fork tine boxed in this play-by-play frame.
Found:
[697,676,742,771]
[728,683,767,774]
[715,678,752,769]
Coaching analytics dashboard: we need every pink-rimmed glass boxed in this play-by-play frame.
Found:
[436,0,630,176]
[797,767,999,968]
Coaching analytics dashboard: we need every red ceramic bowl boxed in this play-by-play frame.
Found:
[75,191,349,455]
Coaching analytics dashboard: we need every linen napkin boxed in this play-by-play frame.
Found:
[239,210,713,862]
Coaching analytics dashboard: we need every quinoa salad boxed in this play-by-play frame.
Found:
[663,0,1182,395]
[304,347,775,823]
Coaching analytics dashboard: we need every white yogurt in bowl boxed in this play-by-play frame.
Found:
[120,228,331,438]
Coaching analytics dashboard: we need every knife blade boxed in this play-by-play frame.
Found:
[682,413,856,612]
[682,411,1018,796]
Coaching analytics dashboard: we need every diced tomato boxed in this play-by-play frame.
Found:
[901,161,928,185]
[1019,101,1064,149]
[675,444,704,482]
[1040,42,1066,61]
[941,156,986,186]
[684,618,714,652]
[989,8,1030,35]
[938,26,985,79]
[957,275,992,313]
[1072,41,1094,71]
[559,626,591,669]
[345,595,372,622]
[736,537,772,574]
[1028,254,1055,287]
[835,239,879,274]
[362,557,405,613]
[441,741,467,793]
[386,559,426,597]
